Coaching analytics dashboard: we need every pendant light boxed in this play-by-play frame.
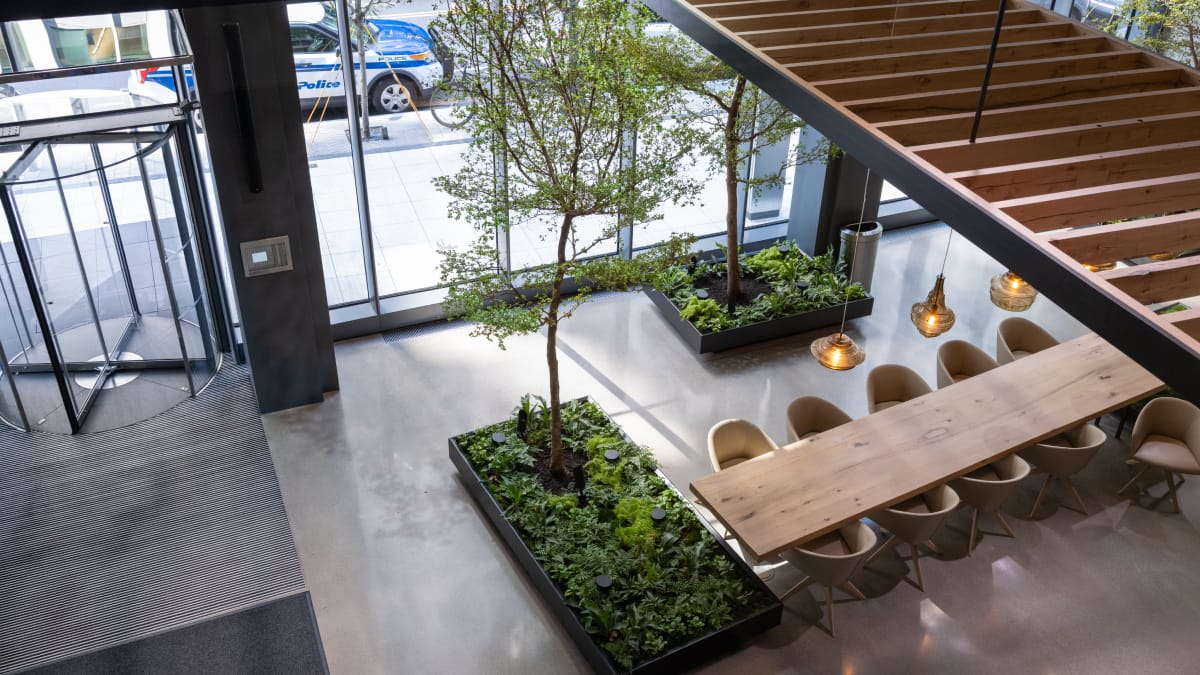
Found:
[910,231,956,337]
[989,270,1038,312]
[1083,261,1116,272]
[811,168,872,371]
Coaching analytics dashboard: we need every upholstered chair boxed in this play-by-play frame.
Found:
[1119,397,1200,512]
[949,455,1031,555]
[779,521,877,636]
[936,340,1000,389]
[866,364,932,413]
[996,317,1059,364]
[786,396,854,443]
[1019,424,1106,517]
[866,484,960,591]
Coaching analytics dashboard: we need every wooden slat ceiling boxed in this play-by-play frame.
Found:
[646,0,1200,403]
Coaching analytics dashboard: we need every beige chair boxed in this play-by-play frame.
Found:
[866,485,959,591]
[705,419,780,565]
[1018,424,1106,517]
[779,521,877,636]
[936,340,1000,388]
[949,455,1031,555]
[866,364,932,413]
[995,317,1059,364]
[707,419,778,472]
[786,396,853,443]
[1119,397,1200,512]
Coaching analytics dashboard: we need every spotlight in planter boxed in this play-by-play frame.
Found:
[910,274,955,338]
[811,332,865,371]
[604,449,620,462]
[574,465,587,508]
[989,270,1038,312]
[595,574,613,591]
[491,432,507,444]
[650,507,666,523]
[796,279,810,293]
[695,289,709,299]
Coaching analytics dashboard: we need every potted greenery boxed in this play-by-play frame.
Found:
[434,2,781,670]
[638,30,872,352]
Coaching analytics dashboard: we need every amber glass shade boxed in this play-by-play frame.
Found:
[911,274,955,337]
[811,332,866,371]
[990,271,1038,312]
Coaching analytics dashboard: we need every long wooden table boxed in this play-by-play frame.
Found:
[691,333,1164,560]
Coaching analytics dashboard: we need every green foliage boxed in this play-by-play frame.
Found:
[455,399,774,670]
[655,242,866,333]
[1106,1,1200,67]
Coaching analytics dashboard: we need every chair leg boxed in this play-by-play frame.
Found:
[1116,407,1132,438]
[910,543,925,592]
[995,511,1016,537]
[1119,465,1151,495]
[1030,474,1054,518]
[826,586,836,637]
[1062,477,1088,515]
[968,508,980,556]
[780,576,813,601]
[1167,472,1182,513]
[865,533,900,567]
[843,580,867,601]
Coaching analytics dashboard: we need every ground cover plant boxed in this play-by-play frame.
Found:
[652,241,866,334]
[455,397,775,671]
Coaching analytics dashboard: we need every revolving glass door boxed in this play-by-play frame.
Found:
[0,128,220,433]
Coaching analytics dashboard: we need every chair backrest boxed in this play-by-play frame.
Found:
[996,317,1059,364]
[1022,424,1107,478]
[873,484,960,545]
[936,340,1000,388]
[950,455,1031,512]
[1133,397,1200,463]
[781,521,877,587]
[707,419,778,472]
[786,396,853,443]
[866,364,932,413]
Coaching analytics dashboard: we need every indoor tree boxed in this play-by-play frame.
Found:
[644,31,834,309]
[1107,0,1200,67]
[433,0,699,477]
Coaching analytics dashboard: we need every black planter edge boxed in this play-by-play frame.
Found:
[448,400,782,675]
[645,288,874,354]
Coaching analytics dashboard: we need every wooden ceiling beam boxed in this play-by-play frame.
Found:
[692,0,955,13]
[759,21,1074,63]
[1169,308,1200,342]
[708,0,1002,24]
[1047,213,1200,264]
[1101,257,1200,305]
[997,173,1200,232]
[912,111,1200,172]
[813,51,1144,100]
[876,87,1200,146]
[726,9,1042,40]
[845,67,1182,123]
[951,141,1200,201]
[787,35,1110,81]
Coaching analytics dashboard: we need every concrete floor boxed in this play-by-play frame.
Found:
[263,223,1200,675]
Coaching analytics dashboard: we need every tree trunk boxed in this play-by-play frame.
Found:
[357,3,371,141]
[724,76,748,306]
[547,213,572,477]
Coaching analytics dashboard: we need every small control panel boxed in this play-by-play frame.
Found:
[240,235,293,277]
[0,125,19,139]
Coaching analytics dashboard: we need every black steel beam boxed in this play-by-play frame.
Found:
[642,0,1199,404]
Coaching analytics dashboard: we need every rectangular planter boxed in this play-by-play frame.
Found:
[645,287,874,354]
[449,403,781,675]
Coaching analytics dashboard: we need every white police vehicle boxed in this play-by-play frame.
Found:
[134,3,443,114]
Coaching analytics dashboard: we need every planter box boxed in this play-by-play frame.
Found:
[449,402,781,674]
[645,288,874,354]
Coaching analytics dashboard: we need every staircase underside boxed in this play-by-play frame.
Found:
[645,0,1200,402]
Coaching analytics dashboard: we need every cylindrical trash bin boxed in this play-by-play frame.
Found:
[840,221,883,293]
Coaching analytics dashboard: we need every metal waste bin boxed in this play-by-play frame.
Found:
[839,221,883,293]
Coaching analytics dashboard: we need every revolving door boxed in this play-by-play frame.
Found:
[0,129,221,433]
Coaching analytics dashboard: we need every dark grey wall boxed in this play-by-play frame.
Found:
[181,2,337,412]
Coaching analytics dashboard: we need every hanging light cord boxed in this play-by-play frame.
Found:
[938,229,953,277]
[836,167,873,337]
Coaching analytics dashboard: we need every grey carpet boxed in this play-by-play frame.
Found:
[26,592,327,675]
[0,363,306,674]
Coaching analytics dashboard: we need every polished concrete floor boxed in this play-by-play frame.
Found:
[263,223,1200,675]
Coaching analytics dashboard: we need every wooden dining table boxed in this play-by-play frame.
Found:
[691,333,1165,560]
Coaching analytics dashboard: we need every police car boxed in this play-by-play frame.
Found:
[132,3,443,114]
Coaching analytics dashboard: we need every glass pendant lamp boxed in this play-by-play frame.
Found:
[989,270,1038,312]
[1083,261,1116,272]
[812,169,872,371]
[910,230,956,337]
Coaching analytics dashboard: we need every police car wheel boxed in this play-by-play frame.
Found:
[371,78,415,114]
